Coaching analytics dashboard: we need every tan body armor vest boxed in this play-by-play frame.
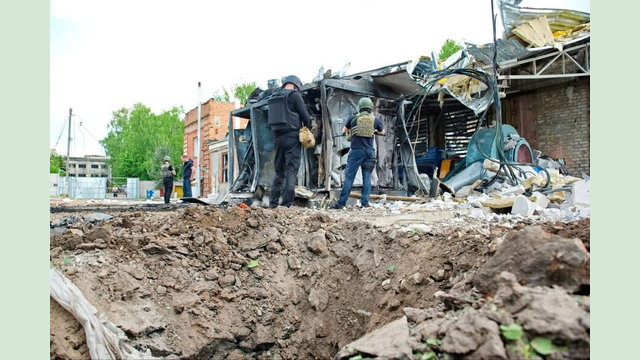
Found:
[347,112,375,141]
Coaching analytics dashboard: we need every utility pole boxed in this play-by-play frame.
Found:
[196,82,202,198]
[65,108,72,195]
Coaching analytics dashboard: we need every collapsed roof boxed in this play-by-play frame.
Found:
[224,1,590,203]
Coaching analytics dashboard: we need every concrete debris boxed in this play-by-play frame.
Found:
[469,208,487,219]
[531,191,550,211]
[342,271,589,360]
[399,223,433,234]
[493,272,590,359]
[510,195,535,216]
[335,316,414,360]
[84,212,115,223]
[473,226,589,295]
[50,200,590,360]
[441,309,507,359]
[498,185,526,197]
[570,180,590,207]
[308,288,329,312]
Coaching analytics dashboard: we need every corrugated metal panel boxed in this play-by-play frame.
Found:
[500,1,590,35]
[371,69,423,96]
[467,39,535,66]
[405,103,480,158]
[444,108,480,157]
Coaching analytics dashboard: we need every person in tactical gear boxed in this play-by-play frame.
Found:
[330,97,384,209]
[181,154,195,198]
[267,75,312,208]
[160,155,176,204]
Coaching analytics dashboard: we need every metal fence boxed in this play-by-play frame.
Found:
[53,175,145,199]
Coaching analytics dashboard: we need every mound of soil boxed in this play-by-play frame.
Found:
[50,204,589,359]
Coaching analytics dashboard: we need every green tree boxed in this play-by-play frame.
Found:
[233,82,258,106]
[438,39,463,62]
[100,103,184,180]
[212,82,258,106]
[50,151,66,173]
[212,88,231,102]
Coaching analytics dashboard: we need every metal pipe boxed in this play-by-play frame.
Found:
[320,81,333,192]
[196,82,202,197]
[65,108,72,195]
[227,112,234,184]
[249,107,260,192]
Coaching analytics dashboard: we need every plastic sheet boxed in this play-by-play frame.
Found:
[50,268,159,360]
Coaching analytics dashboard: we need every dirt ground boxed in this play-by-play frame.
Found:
[49,201,590,360]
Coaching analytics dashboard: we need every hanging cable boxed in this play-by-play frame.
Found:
[54,120,67,149]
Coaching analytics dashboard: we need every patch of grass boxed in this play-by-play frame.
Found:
[500,323,523,341]
[424,338,442,347]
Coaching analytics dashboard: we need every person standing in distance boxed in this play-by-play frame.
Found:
[330,97,384,209]
[160,156,176,204]
[181,154,195,198]
[267,75,312,208]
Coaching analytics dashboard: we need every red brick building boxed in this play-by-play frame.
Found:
[183,99,248,196]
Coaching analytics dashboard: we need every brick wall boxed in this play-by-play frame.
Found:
[505,78,590,175]
[183,99,248,195]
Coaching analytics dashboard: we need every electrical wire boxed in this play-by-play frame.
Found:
[54,120,67,149]
[74,114,106,155]
[397,2,555,193]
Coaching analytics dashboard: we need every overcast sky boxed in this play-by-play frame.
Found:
[50,0,590,157]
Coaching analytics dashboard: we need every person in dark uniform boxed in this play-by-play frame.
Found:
[267,75,312,208]
[330,97,384,209]
[160,156,176,204]
[181,155,194,198]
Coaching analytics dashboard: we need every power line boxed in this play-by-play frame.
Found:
[78,124,88,155]
[74,113,106,155]
[53,119,67,149]
[76,116,100,143]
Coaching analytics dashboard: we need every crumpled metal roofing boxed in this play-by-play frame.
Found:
[499,0,590,36]
[466,39,534,66]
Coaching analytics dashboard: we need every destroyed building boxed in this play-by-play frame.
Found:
[48,3,592,360]
[222,2,589,206]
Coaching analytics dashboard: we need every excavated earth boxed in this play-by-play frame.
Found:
[49,202,590,360]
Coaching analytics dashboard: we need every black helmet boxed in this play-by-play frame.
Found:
[281,75,302,90]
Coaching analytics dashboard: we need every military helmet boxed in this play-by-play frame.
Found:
[282,75,303,90]
[358,97,374,112]
[163,156,171,162]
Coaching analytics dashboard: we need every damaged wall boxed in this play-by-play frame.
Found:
[184,100,243,196]
[503,77,589,175]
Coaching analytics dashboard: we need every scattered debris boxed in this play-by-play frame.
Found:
[50,202,589,359]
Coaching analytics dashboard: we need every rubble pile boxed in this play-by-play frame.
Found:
[336,227,590,360]
[50,204,589,359]
[451,160,591,222]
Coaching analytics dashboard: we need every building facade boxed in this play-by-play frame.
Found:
[65,155,109,177]
[183,99,248,196]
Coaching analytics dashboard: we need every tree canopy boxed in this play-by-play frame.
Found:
[212,88,232,103]
[50,151,65,174]
[438,39,463,62]
[212,82,258,106]
[100,103,184,180]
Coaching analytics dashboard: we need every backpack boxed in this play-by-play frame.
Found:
[347,112,375,141]
[267,90,300,132]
